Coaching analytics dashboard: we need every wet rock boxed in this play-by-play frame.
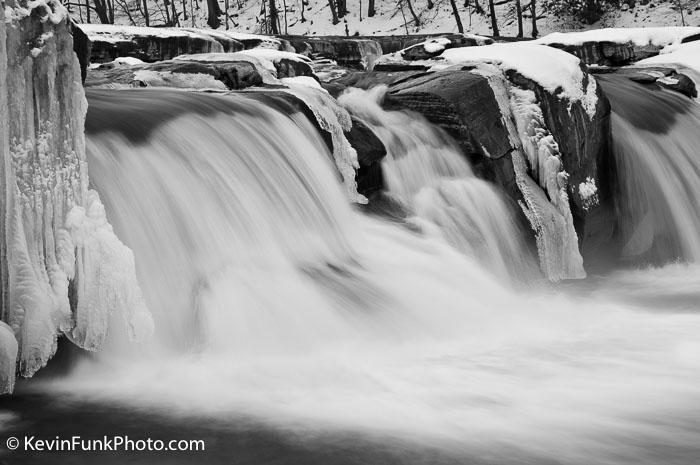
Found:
[285,37,383,70]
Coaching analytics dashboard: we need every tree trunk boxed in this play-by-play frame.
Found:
[367,0,375,17]
[515,0,523,37]
[207,0,222,28]
[282,0,288,33]
[488,0,498,36]
[86,0,91,22]
[473,0,483,14]
[269,0,279,33]
[530,0,538,37]
[337,0,346,18]
[328,0,339,24]
[448,0,464,33]
[171,0,180,26]
[301,0,306,22]
[182,0,188,20]
[143,0,150,25]
[405,0,420,26]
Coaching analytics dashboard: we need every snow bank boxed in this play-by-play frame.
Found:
[439,43,598,117]
[637,41,700,74]
[183,28,289,50]
[133,69,228,90]
[535,27,700,50]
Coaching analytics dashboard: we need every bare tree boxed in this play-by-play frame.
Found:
[449,0,464,33]
[515,0,523,37]
[367,0,375,17]
[530,0,538,37]
[301,0,307,21]
[328,0,339,24]
[405,0,420,26]
[488,0,498,36]
[282,0,288,33]
[207,0,222,27]
[269,0,280,33]
[337,0,347,18]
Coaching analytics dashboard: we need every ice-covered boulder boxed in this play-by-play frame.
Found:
[1,0,153,392]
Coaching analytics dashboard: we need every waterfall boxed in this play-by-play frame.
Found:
[338,86,538,282]
[598,75,700,264]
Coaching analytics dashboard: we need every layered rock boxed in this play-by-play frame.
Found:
[78,24,239,64]
[86,51,315,90]
[1,0,152,394]
[286,36,382,70]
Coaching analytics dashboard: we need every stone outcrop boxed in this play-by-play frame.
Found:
[545,34,700,66]
[85,53,316,90]
[286,36,383,70]
[78,24,239,64]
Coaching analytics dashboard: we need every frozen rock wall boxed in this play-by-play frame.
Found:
[0,0,152,394]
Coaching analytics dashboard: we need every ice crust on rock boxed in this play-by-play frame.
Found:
[475,65,586,281]
[282,83,367,204]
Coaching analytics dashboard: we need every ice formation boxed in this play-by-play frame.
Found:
[475,65,586,281]
[0,0,153,393]
[283,83,367,204]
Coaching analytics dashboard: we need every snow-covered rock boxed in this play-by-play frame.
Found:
[77,24,238,63]
[536,27,700,66]
[439,43,599,118]
[376,33,493,69]
[287,37,382,70]
[638,40,700,74]
[1,0,153,392]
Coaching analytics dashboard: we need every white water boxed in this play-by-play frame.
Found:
[338,86,538,282]
[29,88,700,464]
[600,75,700,263]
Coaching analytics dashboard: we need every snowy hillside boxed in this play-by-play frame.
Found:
[67,0,700,38]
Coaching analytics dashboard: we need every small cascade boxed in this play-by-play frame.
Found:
[338,86,538,282]
[598,75,700,264]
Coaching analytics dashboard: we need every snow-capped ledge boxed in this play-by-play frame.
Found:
[438,43,599,119]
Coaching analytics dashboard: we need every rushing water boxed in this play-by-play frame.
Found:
[2,87,700,465]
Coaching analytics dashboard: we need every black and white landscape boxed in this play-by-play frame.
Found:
[1,0,700,463]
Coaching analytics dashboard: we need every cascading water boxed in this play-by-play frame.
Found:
[338,86,538,282]
[4,87,700,465]
[598,75,700,264]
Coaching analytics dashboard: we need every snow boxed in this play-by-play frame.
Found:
[281,76,323,89]
[114,56,145,66]
[132,69,228,90]
[422,37,452,54]
[439,43,598,117]
[535,27,700,50]
[637,40,700,74]
[578,176,598,211]
[175,50,310,79]
[5,0,67,25]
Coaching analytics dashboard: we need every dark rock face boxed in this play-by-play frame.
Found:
[344,116,387,196]
[600,66,698,99]
[285,37,383,70]
[70,20,90,83]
